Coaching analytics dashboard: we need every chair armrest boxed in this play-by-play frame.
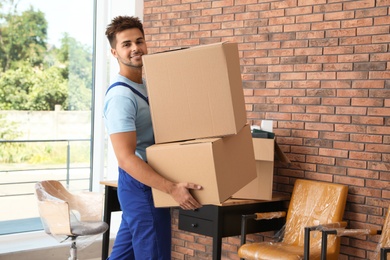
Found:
[254,211,286,220]
[381,247,390,260]
[303,221,348,260]
[240,211,286,246]
[320,225,381,260]
[37,200,72,236]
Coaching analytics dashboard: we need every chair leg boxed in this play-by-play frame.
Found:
[69,241,77,260]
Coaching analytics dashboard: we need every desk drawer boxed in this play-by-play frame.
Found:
[178,215,214,236]
[179,206,217,220]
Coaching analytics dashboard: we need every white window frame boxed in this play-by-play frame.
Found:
[92,0,144,192]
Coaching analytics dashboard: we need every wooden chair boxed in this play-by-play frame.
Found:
[321,205,390,260]
[35,180,108,260]
[238,179,348,260]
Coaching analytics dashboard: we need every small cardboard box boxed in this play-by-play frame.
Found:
[143,42,247,144]
[232,137,290,201]
[147,124,257,207]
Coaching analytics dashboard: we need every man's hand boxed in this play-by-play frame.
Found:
[170,183,203,210]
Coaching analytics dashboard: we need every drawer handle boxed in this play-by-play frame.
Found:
[191,223,198,228]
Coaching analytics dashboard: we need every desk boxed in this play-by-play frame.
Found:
[100,181,121,260]
[100,181,289,260]
[179,195,288,260]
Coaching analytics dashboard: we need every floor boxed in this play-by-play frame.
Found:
[0,230,114,260]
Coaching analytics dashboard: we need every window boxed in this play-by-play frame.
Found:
[0,0,142,239]
[0,0,94,235]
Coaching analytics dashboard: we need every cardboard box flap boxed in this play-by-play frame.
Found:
[275,141,291,163]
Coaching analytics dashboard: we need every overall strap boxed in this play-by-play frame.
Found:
[106,82,149,105]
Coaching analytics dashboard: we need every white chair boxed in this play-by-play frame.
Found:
[35,180,108,260]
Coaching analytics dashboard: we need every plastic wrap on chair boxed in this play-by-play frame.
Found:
[238,179,348,260]
[35,180,108,250]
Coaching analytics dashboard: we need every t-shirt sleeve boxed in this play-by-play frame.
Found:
[103,90,137,135]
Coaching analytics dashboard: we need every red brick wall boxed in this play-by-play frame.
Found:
[143,0,390,259]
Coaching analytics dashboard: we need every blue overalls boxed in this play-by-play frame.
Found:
[105,81,171,259]
[107,167,171,260]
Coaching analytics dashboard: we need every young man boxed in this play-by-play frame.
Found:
[104,16,202,259]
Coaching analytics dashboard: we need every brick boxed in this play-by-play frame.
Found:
[350,134,382,143]
[211,0,234,8]
[352,116,384,125]
[309,38,338,47]
[340,36,372,45]
[317,165,346,175]
[293,80,320,88]
[307,89,336,97]
[259,9,285,18]
[213,14,234,22]
[321,115,350,123]
[292,113,321,122]
[312,21,341,30]
[291,130,318,138]
[281,40,309,48]
[368,161,390,171]
[369,71,390,79]
[278,121,305,129]
[322,97,351,106]
[352,98,383,107]
[306,105,335,113]
[296,13,324,23]
[324,11,355,21]
[285,6,313,16]
[344,0,375,10]
[342,18,373,28]
[298,0,327,6]
[296,31,325,39]
[370,53,390,61]
[324,46,354,55]
[335,124,367,133]
[333,141,365,151]
[295,47,323,55]
[323,63,353,71]
[334,175,365,187]
[350,151,382,161]
[308,55,338,63]
[190,2,211,9]
[307,71,336,79]
[366,144,390,153]
[269,16,296,25]
[326,28,356,37]
[320,131,350,141]
[306,155,335,165]
[314,3,342,13]
[367,126,390,135]
[280,105,306,113]
[337,71,369,79]
[357,25,389,35]
[259,24,283,33]
[272,0,298,9]
[319,148,348,158]
[353,80,385,88]
[266,96,293,104]
[266,112,293,120]
[280,72,306,80]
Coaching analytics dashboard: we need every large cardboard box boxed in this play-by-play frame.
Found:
[232,137,290,200]
[143,42,247,144]
[147,125,257,207]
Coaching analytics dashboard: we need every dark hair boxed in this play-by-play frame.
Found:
[105,16,144,48]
